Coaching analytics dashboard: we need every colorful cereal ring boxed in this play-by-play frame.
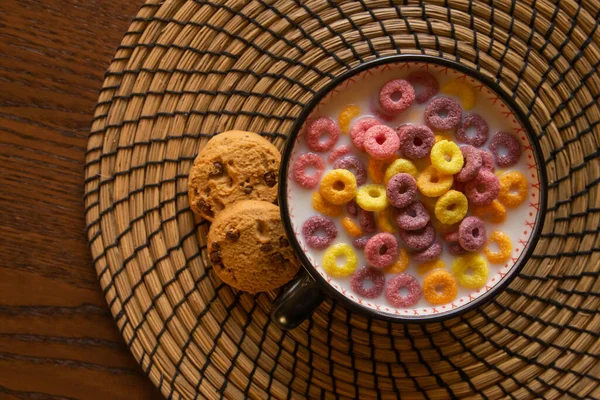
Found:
[451,254,489,289]
[322,243,358,277]
[423,270,458,305]
[320,169,357,205]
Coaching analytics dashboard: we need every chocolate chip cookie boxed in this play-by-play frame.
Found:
[188,130,280,221]
[207,200,300,293]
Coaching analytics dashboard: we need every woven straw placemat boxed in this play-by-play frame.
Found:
[84,1,600,399]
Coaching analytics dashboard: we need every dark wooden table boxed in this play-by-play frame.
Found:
[0,1,163,398]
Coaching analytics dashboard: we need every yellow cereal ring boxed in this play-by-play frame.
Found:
[423,270,458,305]
[319,169,357,205]
[356,184,389,212]
[417,259,446,275]
[312,192,343,217]
[435,134,452,143]
[434,190,468,225]
[451,254,489,289]
[384,158,418,184]
[472,200,506,224]
[322,243,358,277]
[338,105,361,134]
[385,247,409,274]
[430,140,464,175]
[485,231,513,264]
[368,156,399,184]
[441,79,477,110]
[498,171,528,208]
[377,207,397,233]
[417,166,454,197]
[341,216,363,237]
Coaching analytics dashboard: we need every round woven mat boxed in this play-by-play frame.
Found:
[84,1,600,399]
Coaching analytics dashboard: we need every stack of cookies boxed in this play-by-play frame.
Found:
[188,131,300,293]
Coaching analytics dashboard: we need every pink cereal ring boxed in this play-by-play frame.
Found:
[385,273,422,307]
[328,145,351,164]
[396,201,430,231]
[305,117,340,152]
[413,240,443,263]
[458,216,486,252]
[350,117,380,151]
[351,266,386,298]
[456,113,489,147]
[398,222,436,251]
[465,169,500,206]
[379,79,415,115]
[302,216,338,250]
[359,208,377,233]
[444,231,468,255]
[424,96,462,132]
[407,71,439,104]
[456,145,483,182]
[479,149,495,172]
[490,131,522,168]
[333,155,367,186]
[386,173,418,209]
[397,124,435,159]
[364,232,399,268]
[363,125,400,160]
[293,152,325,189]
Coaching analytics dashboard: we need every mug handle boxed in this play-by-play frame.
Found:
[271,268,325,330]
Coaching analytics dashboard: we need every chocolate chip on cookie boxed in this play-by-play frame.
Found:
[207,200,300,293]
[188,130,281,221]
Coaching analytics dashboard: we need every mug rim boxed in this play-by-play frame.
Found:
[278,54,548,323]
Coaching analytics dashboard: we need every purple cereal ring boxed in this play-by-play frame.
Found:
[328,145,351,164]
[456,113,489,147]
[444,231,468,255]
[479,149,495,171]
[490,131,522,168]
[424,96,462,132]
[465,169,500,206]
[293,152,325,189]
[396,201,430,231]
[379,79,415,115]
[398,222,435,251]
[333,155,367,186]
[458,216,486,252]
[365,232,399,268]
[456,145,483,182]
[407,71,439,104]
[397,124,435,159]
[385,273,422,308]
[351,266,386,298]
[305,117,340,152]
[302,216,337,250]
[352,235,372,250]
[359,208,377,233]
[346,199,359,217]
[364,125,401,160]
[413,240,443,263]
[350,117,380,151]
[386,173,418,208]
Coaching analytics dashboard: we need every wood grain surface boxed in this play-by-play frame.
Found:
[0,1,163,398]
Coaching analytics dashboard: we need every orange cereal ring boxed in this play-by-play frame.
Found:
[356,184,389,212]
[430,140,464,175]
[384,158,418,184]
[368,156,399,184]
[423,270,458,305]
[441,79,477,110]
[484,231,513,264]
[319,169,357,205]
[338,105,361,134]
[417,165,454,197]
[341,216,363,237]
[378,207,398,233]
[417,259,446,275]
[434,190,468,225]
[385,247,409,274]
[472,200,506,223]
[312,192,343,217]
[498,171,528,208]
[451,254,488,289]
